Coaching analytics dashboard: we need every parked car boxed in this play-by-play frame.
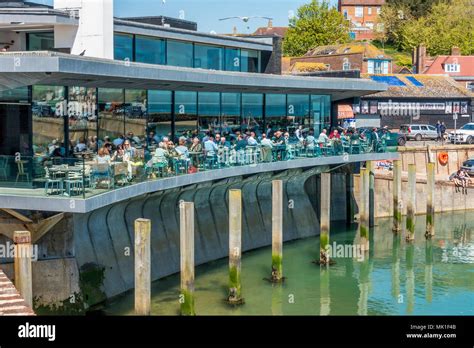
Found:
[449,123,474,144]
[461,158,474,176]
[399,124,438,141]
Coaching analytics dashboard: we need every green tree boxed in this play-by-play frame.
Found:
[283,0,350,57]
[386,0,441,18]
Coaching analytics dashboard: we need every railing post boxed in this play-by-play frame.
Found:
[13,231,33,308]
[228,189,243,304]
[392,160,402,233]
[425,162,435,238]
[180,201,195,315]
[134,218,151,315]
[320,172,331,266]
[406,164,416,242]
[271,180,283,282]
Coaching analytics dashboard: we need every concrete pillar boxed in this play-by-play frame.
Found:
[271,180,283,282]
[392,160,402,232]
[320,173,331,265]
[13,231,33,308]
[406,164,416,242]
[359,168,369,251]
[134,218,151,315]
[228,189,243,304]
[367,161,375,227]
[425,162,435,238]
[180,202,195,315]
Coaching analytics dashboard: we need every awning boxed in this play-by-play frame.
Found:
[337,104,354,119]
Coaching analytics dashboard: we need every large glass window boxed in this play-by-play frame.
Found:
[198,92,220,134]
[68,87,97,153]
[221,93,241,135]
[27,32,54,51]
[265,94,287,131]
[148,90,172,143]
[242,93,263,135]
[32,85,66,156]
[311,95,331,134]
[135,35,165,65]
[194,44,224,70]
[124,89,147,149]
[225,48,241,72]
[167,40,193,68]
[98,88,125,146]
[114,33,134,61]
[241,49,260,73]
[175,91,197,139]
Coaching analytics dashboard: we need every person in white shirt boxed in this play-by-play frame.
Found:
[247,132,258,146]
[318,129,329,144]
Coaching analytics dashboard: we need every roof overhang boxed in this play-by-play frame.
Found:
[0,9,78,28]
[0,52,387,101]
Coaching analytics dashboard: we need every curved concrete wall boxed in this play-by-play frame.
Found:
[73,168,349,300]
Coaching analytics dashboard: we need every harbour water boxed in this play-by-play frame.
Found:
[103,211,474,315]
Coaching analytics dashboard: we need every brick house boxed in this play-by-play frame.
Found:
[338,0,385,41]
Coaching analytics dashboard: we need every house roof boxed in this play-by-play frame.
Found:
[252,26,288,37]
[304,42,391,60]
[362,74,474,98]
[340,0,385,5]
[290,62,328,74]
[424,55,474,78]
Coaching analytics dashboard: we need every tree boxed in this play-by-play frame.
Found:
[283,0,351,57]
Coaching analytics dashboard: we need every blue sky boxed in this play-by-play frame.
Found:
[34,0,338,33]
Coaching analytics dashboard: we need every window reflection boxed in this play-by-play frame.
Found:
[135,35,165,65]
[167,40,193,68]
[225,48,241,72]
[194,44,224,70]
[147,90,172,144]
[221,93,241,135]
[241,49,260,73]
[98,88,125,148]
[175,91,198,140]
[114,33,134,61]
[124,89,147,149]
[68,87,97,153]
[198,92,220,134]
[242,93,263,135]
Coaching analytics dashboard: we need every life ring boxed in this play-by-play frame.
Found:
[438,152,449,166]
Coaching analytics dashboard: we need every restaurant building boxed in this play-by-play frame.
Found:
[0,0,386,187]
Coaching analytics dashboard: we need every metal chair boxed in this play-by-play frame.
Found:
[15,160,30,184]
[44,167,63,195]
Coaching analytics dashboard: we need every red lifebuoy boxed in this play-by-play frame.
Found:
[438,152,449,166]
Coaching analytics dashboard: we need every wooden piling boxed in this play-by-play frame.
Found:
[391,233,401,300]
[320,173,331,265]
[228,189,243,304]
[271,180,283,282]
[392,160,402,232]
[425,240,433,303]
[134,218,151,315]
[425,162,435,238]
[359,168,369,251]
[367,161,375,227]
[406,164,416,242]
[406,244,415,313]
[180,202,195,315]
[13,231,32,308]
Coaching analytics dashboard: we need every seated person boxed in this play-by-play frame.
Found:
[318,129,329,144]
[75,137,88,153]
[175,137,190,160]
[111,145,126,162]
[247,132,258,146]
[189,137,202,153]
[97,147,111,164]
[305,131,316,149]
[123,140,136,159]
[235,135,247,151]
[204,135,219,156]
[151,142,170,165]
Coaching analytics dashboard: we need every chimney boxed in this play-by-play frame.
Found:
[268,19,273,28]
[412,45,426,74]
[232,26,237,35]
[451,46,461,56]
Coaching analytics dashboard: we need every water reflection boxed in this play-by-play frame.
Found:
[320,268,331,316]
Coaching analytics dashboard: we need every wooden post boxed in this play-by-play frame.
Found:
[425,162,435,238]
[13,231,33,308]
[271,180,283,282]
[392,160,402,232]
[359,168,369,251]
[406,244,415,314]
[406,164,416,242]
[391,233,401,300]
[228,189,243,304]
[425,240,433,303]
[134,218,151,315]
[367,161,375,227]
[180,202,195,315]
[320,173,331,265]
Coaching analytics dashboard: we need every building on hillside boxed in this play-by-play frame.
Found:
[413,46,474,93]
[338,0,385,41]
[289,42,392,75]
[357,74,474,129]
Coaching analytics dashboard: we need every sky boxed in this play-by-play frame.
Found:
[34,0,338,34]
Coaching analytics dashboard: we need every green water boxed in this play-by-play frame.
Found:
[104,211,474,315]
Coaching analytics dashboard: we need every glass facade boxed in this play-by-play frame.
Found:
[148,90,172,142]
[265,94,287,131]
[242,93,263,134]
[27,32,54,51]
[114,32,265,73]
[135,35,166,65]
[311,95,331,134]
[98,88,125,144]
[68,86,97,153]
[175,91,198,138]
[167,40,193,68]
[198,92,220,134]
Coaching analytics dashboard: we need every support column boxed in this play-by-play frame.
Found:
[320,172,331,265]
[367,161,375,227]
[180,202,195,315]
[392,160,402,232]
[13,231,33,308]
[228,189,243,304]
[359,168,369,251]
[134,218,151,315]
[271,180,283,282]
[425,162,435,238]
[406,164,416,242]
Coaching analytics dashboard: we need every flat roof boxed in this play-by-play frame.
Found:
[0,51,387,100]
[114,18,273,51]
[0,152,399,213]
[0,8,78,26]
